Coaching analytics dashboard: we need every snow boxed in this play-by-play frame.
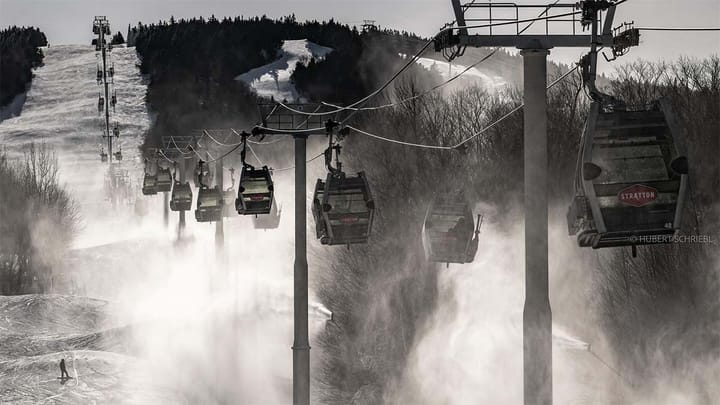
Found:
[0,41,333,403]
[235,39,333,101]
[393,218,629,404]
[0,45,151,249]
[0,295,183,404]
[0,41,628,405]
[401,53,508,91]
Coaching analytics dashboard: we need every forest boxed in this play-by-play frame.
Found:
[128,15,377,151]
[317,56,719,403]
[130,14,718,402]
[0,26,47,107]
[127,15,446,152]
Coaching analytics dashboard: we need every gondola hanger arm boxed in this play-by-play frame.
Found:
[475,214,483,235]
[239,133,255,171]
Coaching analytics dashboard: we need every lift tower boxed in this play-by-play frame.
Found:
[435,1,622,404]
[255,102,346,405]
[93,16,118,162]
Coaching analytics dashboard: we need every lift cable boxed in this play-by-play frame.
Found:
[244,142,325,173]
[636,27,720,31]
[196,64,577,158]
[248,137,285,145]
[195,142,242,164]
[163,2,626,163]
[253,125,331,134]
[271,151,325,173]
[276,38,435,117]
[202,148,215,162]
[204,130,244,147]
[192,130,319,166]
[157,149,177,163]
[322,49,499,113]
[247,143,265,166]
[345,65,579,150]
[303,0,564,116]
[170,136,195,156]
[202,128,288,145]
[277,9,580,119]
[338,12,575,125]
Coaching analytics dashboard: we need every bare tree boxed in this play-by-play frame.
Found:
[0,143,79,294]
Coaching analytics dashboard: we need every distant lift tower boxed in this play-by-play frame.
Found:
[93,16,120,163]
[435,1,629,404]
[362,20,377,32]
[160,135,200,235]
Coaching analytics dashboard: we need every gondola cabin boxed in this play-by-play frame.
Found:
[170,181,192,211]
[312,172,374,246]
[156,168,173,193]
[253,197,281,230]
[567,99,688,249]
[142,173,157,195]
[236,166,274,215]
[195,186,223,222]
[422,196,480,265]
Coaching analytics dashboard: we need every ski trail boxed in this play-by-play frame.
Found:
[235,39,332,100]
[71,351,79,387]
[40,392,63,403]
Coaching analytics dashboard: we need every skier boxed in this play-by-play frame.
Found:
[59,358,70,379]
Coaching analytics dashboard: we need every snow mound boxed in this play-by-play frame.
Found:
[0,294,113,336]
[235,39,333,101]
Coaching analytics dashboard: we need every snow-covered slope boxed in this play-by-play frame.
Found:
[235,39,332,101]
[0,42,333,404]
[0,45,151,248]
[0,45,148,152]
[0,295,184,404]
[415,56,508,90]
[399,52,508,92]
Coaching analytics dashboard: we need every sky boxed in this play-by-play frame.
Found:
[1,0,719,72]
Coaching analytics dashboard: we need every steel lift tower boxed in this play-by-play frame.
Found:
[435,1,629,404]
[160,135,200,235]
[254,102,346,405]
[93,16,119,163]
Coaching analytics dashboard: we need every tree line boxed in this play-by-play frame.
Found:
[322,56,719,403]
[0,26,47,107]
[128,15,370,151]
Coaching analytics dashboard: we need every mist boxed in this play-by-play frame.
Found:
[1,15,718,404]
